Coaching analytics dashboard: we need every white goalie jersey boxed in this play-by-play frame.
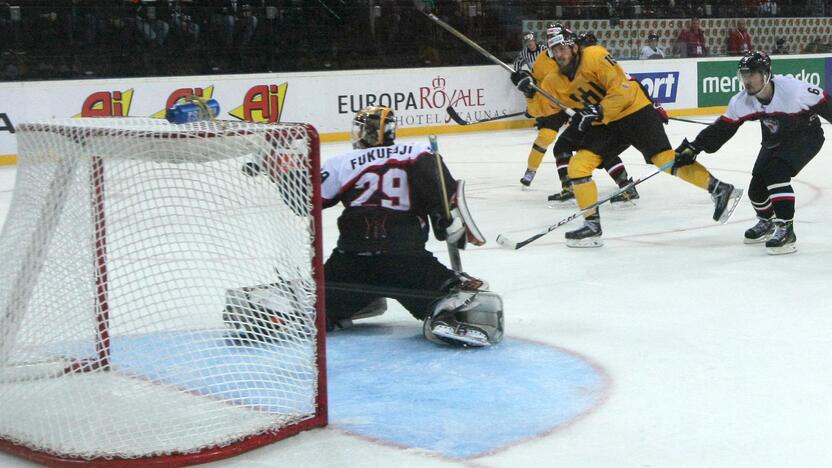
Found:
[320,142,459,253]
[321,142,434,208]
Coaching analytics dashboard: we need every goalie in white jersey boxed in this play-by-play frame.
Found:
[319,106,502,347]
[674,51,832,254]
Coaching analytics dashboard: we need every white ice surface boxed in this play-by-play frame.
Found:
[1,117,831,467]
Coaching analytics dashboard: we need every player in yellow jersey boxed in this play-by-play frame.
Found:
[511,27,638,207]
[533,26,742,247]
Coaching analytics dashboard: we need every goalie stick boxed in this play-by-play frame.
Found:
[496,161,674,250]
[446,107,527,126]
[429,135,463,272]
[420,10,574,117]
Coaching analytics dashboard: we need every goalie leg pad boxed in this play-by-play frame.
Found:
[224,282,314,343]
[333,297,388,329]
[451,179,486,246]
[423,290,504,347]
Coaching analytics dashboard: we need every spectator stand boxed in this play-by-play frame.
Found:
[522,16,832,60]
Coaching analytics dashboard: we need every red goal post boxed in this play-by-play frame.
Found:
[0,118,326,466]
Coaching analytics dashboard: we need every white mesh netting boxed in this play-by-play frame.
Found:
[0,118,325,463]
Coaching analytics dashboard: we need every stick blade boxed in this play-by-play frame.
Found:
[495,234,519,250]
[445,106,469,125]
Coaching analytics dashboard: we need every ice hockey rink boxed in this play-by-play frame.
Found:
[1,116,831,467]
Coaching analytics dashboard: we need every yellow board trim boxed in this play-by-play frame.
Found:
[669,106,727,117]
[0,155,16,166]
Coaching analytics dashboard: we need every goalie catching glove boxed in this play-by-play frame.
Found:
[431,180,486,248]
[510,70,536,99]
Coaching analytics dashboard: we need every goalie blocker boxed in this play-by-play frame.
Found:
[433,179,486,248]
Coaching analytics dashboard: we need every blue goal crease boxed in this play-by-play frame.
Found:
[326,324,607,459]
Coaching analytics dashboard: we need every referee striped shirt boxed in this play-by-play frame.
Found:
[515,44,546,71]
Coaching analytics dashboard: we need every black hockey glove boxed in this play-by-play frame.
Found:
[673,138,701,174]
[510,70,536,99]
[569,105,603,132]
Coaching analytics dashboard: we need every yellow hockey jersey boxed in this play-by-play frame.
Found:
[540,45,651,124]
[526,51,559,118]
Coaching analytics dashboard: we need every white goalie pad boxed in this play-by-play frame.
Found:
[223,281,316,343]
[453,179,486,246]
[423,290,504,347]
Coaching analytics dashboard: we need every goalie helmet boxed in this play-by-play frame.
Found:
[351,106,397,149]
[738,50,771,75]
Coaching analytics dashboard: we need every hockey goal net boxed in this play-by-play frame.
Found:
[0,118,326,465]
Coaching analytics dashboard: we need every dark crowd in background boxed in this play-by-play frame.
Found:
[0,0,830,82]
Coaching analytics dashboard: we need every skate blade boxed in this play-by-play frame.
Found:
[566,237,604,248]
[766,243,797,255]
[546,198,577,208]
[717,188,744,224]
[743,235,772,245]
[610,200,638,209]
[432,325,490,347]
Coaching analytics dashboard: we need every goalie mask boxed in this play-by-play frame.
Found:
[351,106,397,149]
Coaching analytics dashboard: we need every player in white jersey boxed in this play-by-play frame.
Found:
[320,106,503,346]
[674,51,832,254]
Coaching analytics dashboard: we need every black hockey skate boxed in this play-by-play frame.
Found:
[547,186,575,203]
[744,218,775,244]
[565,213,603,248]
[765,220,797,255]
[610,180,640,207]
[710,180,744,223]
[520,169,536,187]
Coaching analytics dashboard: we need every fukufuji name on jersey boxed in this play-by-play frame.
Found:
[321,142,432,206]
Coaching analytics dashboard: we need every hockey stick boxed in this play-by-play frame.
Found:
[420,11,575,117]
[429,135,463,272]
[669,116,714,126]
[496,160,674,250]
[446,107,527,126]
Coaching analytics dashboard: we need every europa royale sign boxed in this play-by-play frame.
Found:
[697,57,826,107]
